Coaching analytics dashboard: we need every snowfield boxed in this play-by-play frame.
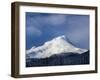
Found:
[26,35,87,59]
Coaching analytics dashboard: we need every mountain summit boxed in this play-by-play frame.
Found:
[26,35,87,59]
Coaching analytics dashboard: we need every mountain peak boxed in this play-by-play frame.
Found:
[54,35,66,40]
[26,35,88,59]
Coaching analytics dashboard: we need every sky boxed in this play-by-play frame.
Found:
[26,12,89,50]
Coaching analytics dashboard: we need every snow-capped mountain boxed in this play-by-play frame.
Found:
[26,35,88,59]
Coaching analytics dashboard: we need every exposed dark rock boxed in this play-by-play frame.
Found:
[26,51,89,67]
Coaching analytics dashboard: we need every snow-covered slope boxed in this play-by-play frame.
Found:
[26,35,88,59]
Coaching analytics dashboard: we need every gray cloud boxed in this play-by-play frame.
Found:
[26,26,42,36]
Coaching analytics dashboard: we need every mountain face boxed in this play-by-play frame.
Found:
[26,51,89,67]
[26,35,87,59]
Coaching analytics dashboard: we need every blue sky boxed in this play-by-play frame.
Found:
[26,12,89,50]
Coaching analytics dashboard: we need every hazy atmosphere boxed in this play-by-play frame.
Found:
[26,12,89,50]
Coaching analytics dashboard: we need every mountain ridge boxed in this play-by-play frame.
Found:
[26,35,88,59]
[26,50,89,67]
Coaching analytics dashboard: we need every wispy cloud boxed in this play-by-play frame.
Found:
[26,12,89,49]
[26,26,42,36]
[44,15,67,26]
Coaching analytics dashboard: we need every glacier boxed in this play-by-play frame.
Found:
[26,35,88,59]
